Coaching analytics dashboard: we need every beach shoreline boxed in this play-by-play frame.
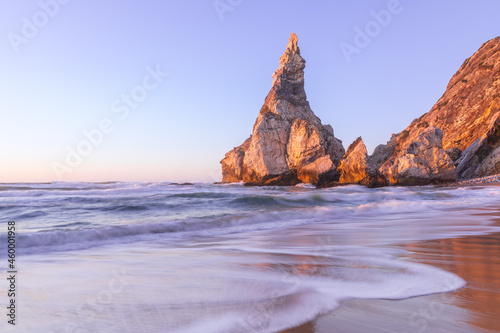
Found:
[4,182,500,332]
[281,208,500,333]
[219,173,500,189]
[453,174,500,186]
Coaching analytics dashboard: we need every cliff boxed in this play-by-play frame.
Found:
[373,37,500,182]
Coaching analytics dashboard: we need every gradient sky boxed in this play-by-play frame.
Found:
[1,0,499,182]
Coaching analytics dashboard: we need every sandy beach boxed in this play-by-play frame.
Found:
[283,207,500,333]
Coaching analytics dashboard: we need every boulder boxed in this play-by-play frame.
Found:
[298,155,336,185]
[445,147,463,162]
[338,137,387,188]
[380,127,457,185]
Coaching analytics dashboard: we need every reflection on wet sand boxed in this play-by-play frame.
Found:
[278,321,315,333]
[403,233,500,332]
[281,231,500,333]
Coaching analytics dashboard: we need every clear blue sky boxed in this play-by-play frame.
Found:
[1,0,499,182]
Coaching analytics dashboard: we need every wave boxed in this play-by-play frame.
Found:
[1,183,500,255]
[16,210,48,219]
[169,192,233,199]
[51,221,93,228]
[101,204,149,212]
[4,207,500,257]
[161,249,466,333]
[1,211,305,253]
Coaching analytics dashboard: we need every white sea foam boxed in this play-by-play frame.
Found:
[0,182,499,332]
[6,238,467,333]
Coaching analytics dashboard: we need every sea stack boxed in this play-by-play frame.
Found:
[221,33,344,185]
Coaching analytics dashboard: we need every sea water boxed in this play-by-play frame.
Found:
[0,182,500,332]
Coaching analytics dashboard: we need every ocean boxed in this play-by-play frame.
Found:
[1,182,500,332]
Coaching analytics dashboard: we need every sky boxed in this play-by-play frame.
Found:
[0,0,499,183]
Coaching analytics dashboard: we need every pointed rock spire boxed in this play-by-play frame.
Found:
[278,33,304,71]
[221,33,345,185]
[269,32,308,110]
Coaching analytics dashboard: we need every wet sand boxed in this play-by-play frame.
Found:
[281,210,500,333]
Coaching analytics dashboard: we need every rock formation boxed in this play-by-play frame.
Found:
[445,147,463,163]
[337,137,387,187]
[455,112,500,178]
[372,36,500,183]
[222,35,500,187]
[221,33,344,185]
[376,127,457,185]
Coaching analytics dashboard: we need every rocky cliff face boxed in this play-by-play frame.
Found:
[221,33,344,185]
[377,127,457,185]
[455,112,500,178]
[373,37,500,182]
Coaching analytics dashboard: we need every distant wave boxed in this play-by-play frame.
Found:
[1,182,500,255]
